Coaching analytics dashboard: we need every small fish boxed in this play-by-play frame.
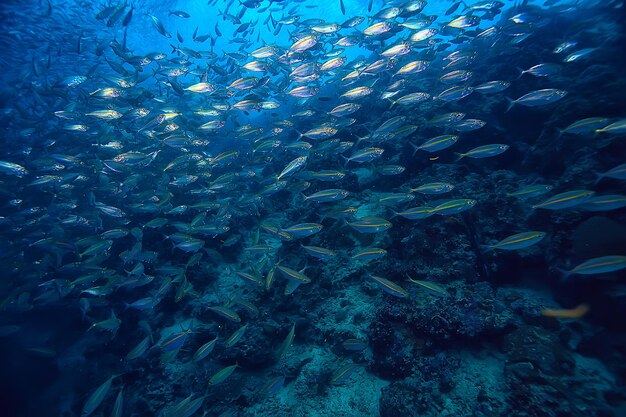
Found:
[408,278,449,297]
[169,10,191,18]
[82,375,119,417]
[347,217,392,233]
[159,328,192,352]
[595,163,626,184]
[303,189,349,203]
[411,135,459,153]
[507,89,567,111]
[558,117,611,136]
[507,185,553,199]
[341,339,367,351]
[277,265,311,283]
[351,248,387,261]
[302,245,337,260]
[276,323,295,360]
[560,256,626,277]
[225,324,248,348]
[259,376,285,398]
[483,231,546,251]
[207,306,241,322]
[209,364,238,385]
[518,63,562,78]
[595,119,626,135]
[391,206,434,220]
[541,304,589,319]
[455,144,509,160]
[331,363,359,385]
[0,161,28,177]
[579,195,626,212]
[277,156,307,180]
[431,199,476,215]
[532,190,595,210]
[368,274,408,298]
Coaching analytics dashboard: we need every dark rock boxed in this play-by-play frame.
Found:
[503,326,575,377]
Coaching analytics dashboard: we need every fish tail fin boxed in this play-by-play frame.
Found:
[389,209,399,219]
[479,244,493,253]
[454,152,466,162]
[388,98,397,109]
[516,67,525,79]
[555,128,564,140]
[409,141,420,157]
[505,97,515,113]
[340,154,350,168]
[556,267,573,284]
[593,171,604,185]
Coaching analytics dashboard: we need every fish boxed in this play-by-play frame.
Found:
[482,231,546,251]
[82,375,119,417]
[411,135,459,154]
[391,206,434,220]
[207,306,241,322]
[507,89,567,111]
[209,364,238,385]
[302,245,337,260]
[347,217,392,233]
[595,119,626,135]
[541,304,589,319]
[595,163,626,183]
[368,274,408,297]
[579,195,626,212]
[303,189,349,203]
[341,339,368,351]
[330,363,359,385]
[532,190,595,210]
[259,376,285,398]
[431,199,476,215]
[560,256,626,277]
[407,278,449,297]
[276,323,295,360]
[507,185,553,199]
[455,144,509,160]
[225,324,248,348]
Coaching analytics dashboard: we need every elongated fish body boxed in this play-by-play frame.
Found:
[507,184,553,199]
[207,306,241,322]
[431,199,476,215]
[304,189,349,202]
[82,375,117,417]
[368,274,408,298]
[413,135,459,153]
[347,217,392,233]
[579,195,626,211]
[596,163,626,182]
[560,117,610,135]
[485,231,546,250]
[532,190,595,209]
[209,364,238,385]
[508,89,567,110]
[411,182,454,194]
[563,256,626,276]
[281,223,323,238]
[302,245,337,260]
[392,206,434,220]
[225,324,248,348]
[456,144,509,160]
[352,248,387,261]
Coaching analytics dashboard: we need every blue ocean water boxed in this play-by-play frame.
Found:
[0,0,625,416]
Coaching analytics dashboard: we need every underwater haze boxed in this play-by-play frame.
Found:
[1,0,626,416]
